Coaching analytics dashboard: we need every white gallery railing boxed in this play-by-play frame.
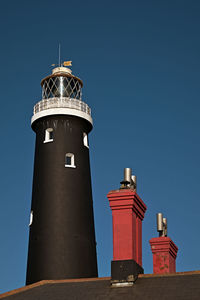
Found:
[33,97,91,116]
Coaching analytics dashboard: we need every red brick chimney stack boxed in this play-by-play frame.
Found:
[107,168,147,285]
[149,213,178,274]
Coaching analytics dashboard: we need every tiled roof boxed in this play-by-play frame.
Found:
[1,271,200,300]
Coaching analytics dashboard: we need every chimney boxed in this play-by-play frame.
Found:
[149,213,178,274]
[107,168,147,285]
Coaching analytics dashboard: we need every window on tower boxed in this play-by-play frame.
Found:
[29,211,33,226]
[65,153,76,168]
[44,128,53,143]
[83,132,89,148]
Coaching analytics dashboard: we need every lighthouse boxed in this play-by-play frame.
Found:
[26,64,98,284]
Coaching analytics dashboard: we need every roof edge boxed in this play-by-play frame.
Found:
[0,277,111,299]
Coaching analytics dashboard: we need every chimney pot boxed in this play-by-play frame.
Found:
[157,213,163,232]
[124,168,132,183]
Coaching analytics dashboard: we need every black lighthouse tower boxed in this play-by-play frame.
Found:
[26,65,98,284]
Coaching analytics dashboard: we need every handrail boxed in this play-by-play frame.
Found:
[33,97,91,116]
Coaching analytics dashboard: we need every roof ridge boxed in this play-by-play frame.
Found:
[139,270,200,278]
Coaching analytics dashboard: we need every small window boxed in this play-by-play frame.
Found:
[65,153,76,168]
[29,211,33,226]
[83,132,89,148]
[44,128,53,143]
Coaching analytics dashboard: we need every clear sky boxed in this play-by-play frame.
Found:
[0,0,200,294]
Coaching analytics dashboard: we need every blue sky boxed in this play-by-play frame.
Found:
[0,0,200,294]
